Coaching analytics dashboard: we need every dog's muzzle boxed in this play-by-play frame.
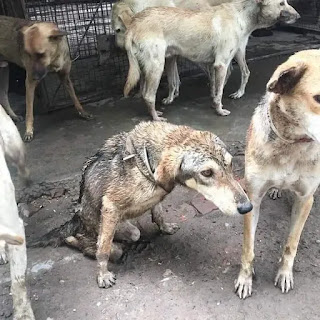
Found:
[237,201,253,215]
[280,10,300,24]
[32,65,48,81]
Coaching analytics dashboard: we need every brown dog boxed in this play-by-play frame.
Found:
[34,121,252,288]
[235,50,320,299]
[0,15,92,142]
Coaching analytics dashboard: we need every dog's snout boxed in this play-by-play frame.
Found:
[237,202,253,215]
[280,9,300,23]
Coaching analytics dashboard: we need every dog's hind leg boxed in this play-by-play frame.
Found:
[211,58,232,116]
[0,62,23,122]
[142,45,166,121]
[0,240,8,264]
[115,220,140,242]
[8,218,35,320]
[151,203,180,235]
[173,58,181,99]
[229,44,250,99]
[274,194,313,293]
[162,56,179,105]
[58,69,93,120]
[96,200,119,288]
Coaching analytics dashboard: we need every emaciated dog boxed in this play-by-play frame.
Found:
[33,121,252,288]
[123,0,299,120]
[235,50,320,299]
[0,15,93,142]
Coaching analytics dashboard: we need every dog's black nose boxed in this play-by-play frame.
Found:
[237,202,253,215]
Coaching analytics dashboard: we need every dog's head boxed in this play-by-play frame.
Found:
[267,50,320,142]
[22,22,67,81]
[111,2,134,49]
[255,0,300,27]
[155,130,252,216]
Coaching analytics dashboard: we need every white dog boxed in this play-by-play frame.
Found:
[0,104,34,320]
[123,0,299,120]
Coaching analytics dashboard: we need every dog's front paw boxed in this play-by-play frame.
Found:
[229,90,245,99]
[79,111,94,120]
[234,272,253,299]
[160,222,180,235]
[274,267,294,293]
[97,270,116,288]
[269,188,282,200]
[23,132,34,142]
[153,114,167,121]
[213,104,231,116]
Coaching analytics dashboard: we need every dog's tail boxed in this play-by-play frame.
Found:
[124,32,140,97]
[28,214,82,248]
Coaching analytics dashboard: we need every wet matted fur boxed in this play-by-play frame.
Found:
[235,50,320,299]
[34,121,252,288]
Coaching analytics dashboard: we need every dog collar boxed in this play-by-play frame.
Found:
[267,106,314,144]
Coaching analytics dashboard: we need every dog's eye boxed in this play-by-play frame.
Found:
[36,53,45,58]
[200,169,214,178]
[314,95,320,104]
[280,1,285,5]
[115,28,121,33]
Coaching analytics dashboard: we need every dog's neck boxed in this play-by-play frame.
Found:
[268,96,314,144]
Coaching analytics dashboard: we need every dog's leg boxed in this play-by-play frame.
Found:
[8,218,35,320]
[142,46,166,121]
[229,45,250,100]
[0,240,8,264]
[96,202,119,288]
[24,75,38,142]
[173,58,180,98]
[211,60,231,116]
[151,203,180,235]
[274,194,313,293]
[114,220,140,242]
[235,187,264,299]
[224,63,233,87]
[0,62,23,122]
[58,71,93,120]
[162,56,179,105]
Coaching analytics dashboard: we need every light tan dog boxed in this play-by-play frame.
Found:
[123,0,299,120]
[0,15,92,142]
[0,104,34,319]
[112,0,232,108]
[235,50,320,299]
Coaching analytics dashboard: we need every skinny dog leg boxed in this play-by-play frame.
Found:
[274,194,313,293]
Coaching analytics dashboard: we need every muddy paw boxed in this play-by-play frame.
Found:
[229,90,244,99]
[269,188,282,200]
[213,105,231,116]
[79,111,94,120]
[274,268,293,293]
[234,272,253,299]
[23,132,34,142]
[97,271,117,288]
[160,222,180,235]
[153,115,167,122]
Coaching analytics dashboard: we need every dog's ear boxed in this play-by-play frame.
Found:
[118,9,134,28]
[267,63,307,94]
[49,29,67,41]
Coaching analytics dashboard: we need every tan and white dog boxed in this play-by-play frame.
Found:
[0,104,34,319]
[123,0,299,120]
[235,50,320,299]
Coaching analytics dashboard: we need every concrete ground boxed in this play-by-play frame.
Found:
[1,31,320,320]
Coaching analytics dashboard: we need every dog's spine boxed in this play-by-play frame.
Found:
[124,33,140,97]
[27,214,82,248]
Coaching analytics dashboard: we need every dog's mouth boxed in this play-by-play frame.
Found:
[279,10,300,24]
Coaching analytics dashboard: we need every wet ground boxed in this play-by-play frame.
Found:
[1,31,320,320]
